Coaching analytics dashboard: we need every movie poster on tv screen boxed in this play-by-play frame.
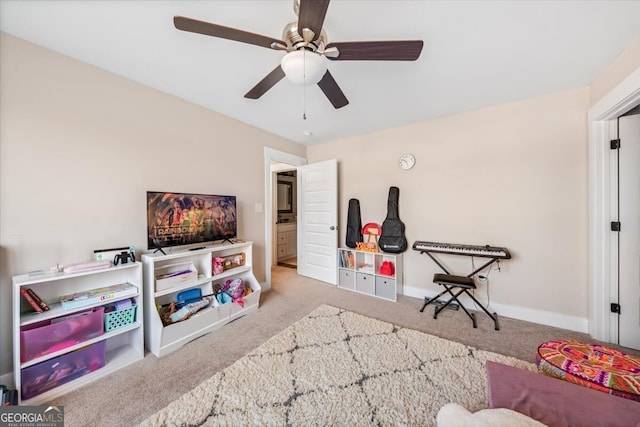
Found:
[147,192,237,249]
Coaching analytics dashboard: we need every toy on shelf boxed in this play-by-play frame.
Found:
[361,223,382,252]
[212,253,246,275]
[212,257,225,275]
[356,241,378,253]
[213,279,253,307]
[358,263,374,274]
[160,296,212,326]
[379,261,395,276]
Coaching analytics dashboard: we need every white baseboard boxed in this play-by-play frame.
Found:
[402,285,589,334]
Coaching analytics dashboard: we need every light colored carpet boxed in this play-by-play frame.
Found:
[54,266,633,427]
[139,304,535,427]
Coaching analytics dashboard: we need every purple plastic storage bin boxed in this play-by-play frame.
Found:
[20,340,106,400]
[20,306,104,363]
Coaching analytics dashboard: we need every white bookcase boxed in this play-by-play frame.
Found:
[12,262,144,405]
[142,241,260,358]
[337,248,403,302]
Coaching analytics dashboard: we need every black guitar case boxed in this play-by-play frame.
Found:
[379,186,408,253]
[346,198,363,248]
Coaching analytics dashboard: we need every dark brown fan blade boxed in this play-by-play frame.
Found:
[174,16,284,49]
[244,66,286,99]
[297,0,330,39]
[317,71,348,109]
[325,40,423,61]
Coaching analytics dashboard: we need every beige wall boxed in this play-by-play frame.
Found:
[309,88,590,329]
[590,34,640,106]
[0,34,305,375]
[3,28,638,379]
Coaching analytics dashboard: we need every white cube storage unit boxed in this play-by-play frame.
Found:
[142,241,260,358]
[337,248,403,302]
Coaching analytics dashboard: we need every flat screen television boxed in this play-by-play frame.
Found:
[146,191,237,250]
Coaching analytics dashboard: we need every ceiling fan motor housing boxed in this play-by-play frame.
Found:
[282,21,327,52]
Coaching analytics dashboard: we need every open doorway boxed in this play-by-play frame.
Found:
[263,148,306,291]
[263,148,339,289]
[275,170,298,269]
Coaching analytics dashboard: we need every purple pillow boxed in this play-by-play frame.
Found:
[486,361,640,427]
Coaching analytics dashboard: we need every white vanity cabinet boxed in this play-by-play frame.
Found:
[277,223,297,261]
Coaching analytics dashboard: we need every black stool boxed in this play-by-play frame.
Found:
[420,273,500,330]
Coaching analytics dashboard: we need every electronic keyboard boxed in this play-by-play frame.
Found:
[412,241,511,259]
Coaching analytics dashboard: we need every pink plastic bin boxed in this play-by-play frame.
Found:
[21,340,106,400]
[20,306,104,363]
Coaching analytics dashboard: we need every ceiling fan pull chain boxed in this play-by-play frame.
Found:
[303,86,307,120]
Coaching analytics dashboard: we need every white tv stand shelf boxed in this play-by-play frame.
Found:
[337,248,403,302]
[142,241,260,358]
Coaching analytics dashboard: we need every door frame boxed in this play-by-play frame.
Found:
[264,147,307,291]
[588,66,640,341]
[616,113,640,348]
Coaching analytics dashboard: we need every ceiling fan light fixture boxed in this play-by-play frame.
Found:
[281,50,327,86]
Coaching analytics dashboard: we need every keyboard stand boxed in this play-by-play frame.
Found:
[418,251,501,330]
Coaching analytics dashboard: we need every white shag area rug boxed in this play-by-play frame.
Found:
[140,305,535,427]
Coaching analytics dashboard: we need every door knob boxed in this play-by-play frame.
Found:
[330,226,336,230]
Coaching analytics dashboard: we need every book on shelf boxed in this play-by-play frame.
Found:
[155,268,194,280]
[19,287,43,313]
[59,283,138,310]
[0,385,17,406]
[6,389,17,406]
[340,250,355,268]
[26,288,50,311]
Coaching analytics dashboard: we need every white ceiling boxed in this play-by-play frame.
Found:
[1,1,639,145]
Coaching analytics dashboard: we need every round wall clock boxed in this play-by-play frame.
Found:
[398,153,416,170]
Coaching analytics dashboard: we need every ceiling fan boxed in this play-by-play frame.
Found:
[173,0,423,109]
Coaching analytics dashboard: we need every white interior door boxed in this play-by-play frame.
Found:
[618,113,640,350]
[297,159,338,284]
